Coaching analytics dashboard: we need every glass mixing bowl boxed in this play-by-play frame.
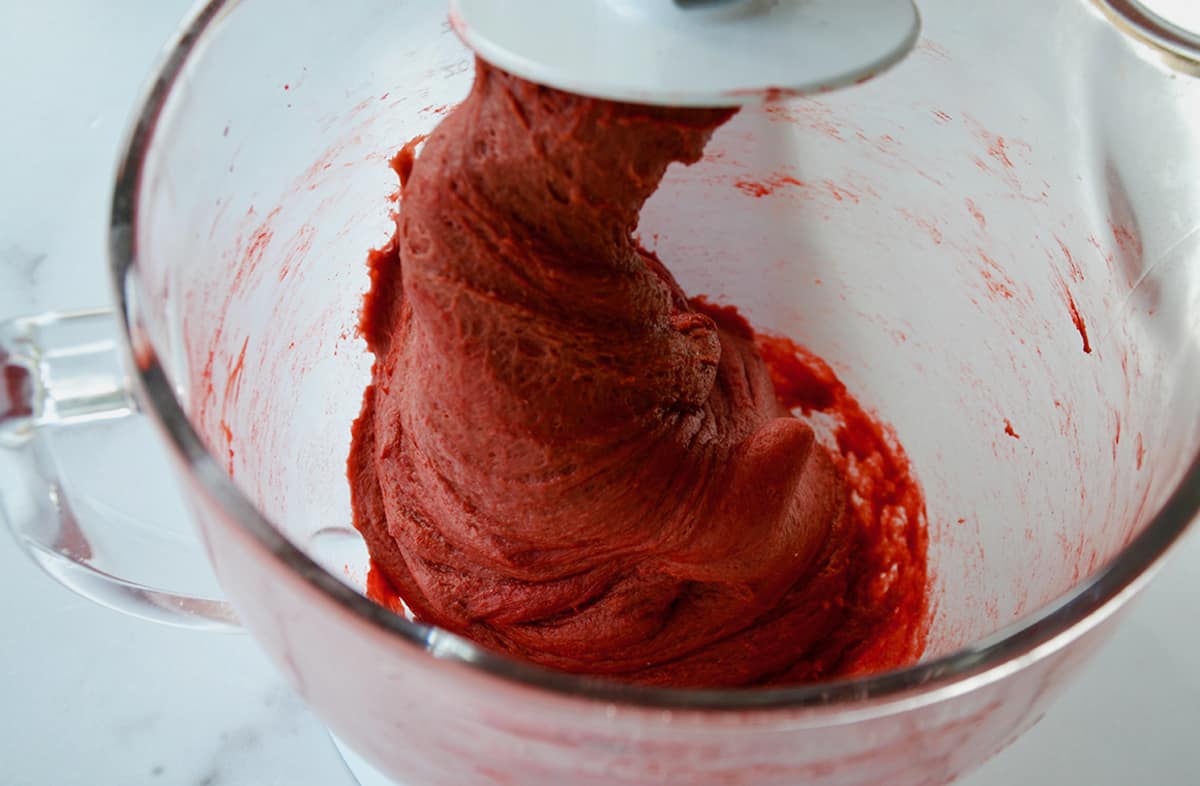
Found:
[2,1,1199,784]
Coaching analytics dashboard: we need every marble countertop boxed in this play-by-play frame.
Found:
[1,2,1197,784]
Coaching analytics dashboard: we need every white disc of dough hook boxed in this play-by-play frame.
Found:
[449,0,922,106]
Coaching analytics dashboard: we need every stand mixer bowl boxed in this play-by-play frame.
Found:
[4,0,1198,784]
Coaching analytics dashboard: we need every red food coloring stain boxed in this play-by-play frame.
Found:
[380,92,390,101]
[824,180,861,204]
[283,84,290,91]
[226,338,248,399]
[220,421,235,474]
[724,85,806,102]
[1064,291,1092,354]
[965,198,987,231]
[763,86,807,101]
[1004,419,1020,440]
[1113,412,1122,461]
[734,175,806,199]
[243,208,281,276]
[763,101,845,141]
[1136,432,1146,470]
[736,180,772,198]
[988,137,1014,169]
[1057,237,1085,283]
[933,110,952,123]
[1110,220,1143,259]
[215,336,250,476]
[222,125,230,138]
[278,224,316,282]
[978,250,1016,300]
[897,208,944,245]
[1087,234,1116,267]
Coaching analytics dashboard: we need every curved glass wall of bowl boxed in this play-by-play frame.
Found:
[1140,0,1200,33]
[449,0,922,106]
[1098,0,1200,62]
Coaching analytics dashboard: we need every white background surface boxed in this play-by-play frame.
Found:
[1,2,1198,785]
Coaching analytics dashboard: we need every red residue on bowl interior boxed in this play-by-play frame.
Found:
[278,224,316,282]
[1065,290,1092,354]
[977,250,1018,301]
[1004,419,1020,440]
[734,174,807,198]
[217,336,250,475]
[764,101,845,142]
[240,207,283,291]
[824,180,860,204]
[1136,432,1146,471]
[1087,234,1116,268]
[1110,219,1143,259]
[932,110,952,124]
[988,137,1014,169]
[723,85,807,102]
[965,198,986,231]
[1056,237,1085,283]
[1051,271,1092,355]
[971,155,993,174]
[897,208,944,245]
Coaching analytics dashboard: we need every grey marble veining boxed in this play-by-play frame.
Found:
[0,527,358,786]
[0,244,48,291]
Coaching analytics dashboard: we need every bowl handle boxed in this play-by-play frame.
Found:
[0,308,239,631]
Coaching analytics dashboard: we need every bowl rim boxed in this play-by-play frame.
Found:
[108,0,1200,713]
